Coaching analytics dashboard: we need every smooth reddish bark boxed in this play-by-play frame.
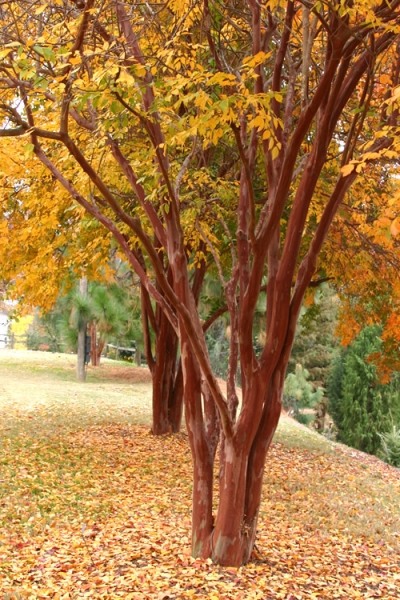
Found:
[2,0,399,568]
[182,356,285,564]
[141,289,183,435]
[151,314,182,435]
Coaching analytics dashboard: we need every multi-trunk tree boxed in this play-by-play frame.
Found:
[1,0,400,566]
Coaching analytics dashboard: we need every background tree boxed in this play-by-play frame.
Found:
[283,363,324,425]
[322,166,400,378]
[1,0,400,566]
[288,286,339,390]
[328,326,400,455]
[284,285,339,429]
[27,278,141,357]
[0,141,185,433]
[86,280,136,366]
[378,424,400,467]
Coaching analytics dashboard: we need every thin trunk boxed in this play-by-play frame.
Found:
[76,277,87,382]
[96,338,105,365]
[141,284,183,435]
[192,445,214,558]
[77,326,86,381]
[90,322,98,366]
[168,359,183,433]
[242,370,284,562]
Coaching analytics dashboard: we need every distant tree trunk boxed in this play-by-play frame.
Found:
[89,322,99,366]
[135,347,142,366]
[96,339,106,364]
[76,277,88,382]
[141,285,183,435]
[89,322,105,367]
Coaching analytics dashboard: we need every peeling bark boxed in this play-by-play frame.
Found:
[1,0,399,569]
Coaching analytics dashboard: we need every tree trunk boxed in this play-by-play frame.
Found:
[211,441,250,565]
[140,282,183,435]
[76,277,88,382]
[96,338,105,365]
[181,337,215,558]
[151,310,183,435]
[168,360,183,433]
[186,364,284,566]
[90,322,98,366]
[89,323,105,367]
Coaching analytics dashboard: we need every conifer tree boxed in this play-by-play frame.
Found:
[328,326,400,455]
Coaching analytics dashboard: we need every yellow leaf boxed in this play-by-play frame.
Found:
[380,73,392,85]
[271,145,280,160]
[341,163,355,177]
[118,69,136,87]
[242,51,270,69]
[0,48,12,59]
[35,3,48,15]
[68,55,81,65]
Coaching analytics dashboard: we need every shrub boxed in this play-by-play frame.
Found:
[379,426,400,467]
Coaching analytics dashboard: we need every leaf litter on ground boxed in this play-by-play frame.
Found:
[0,350,399,599]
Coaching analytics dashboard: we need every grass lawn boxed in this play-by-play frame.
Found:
[0,350,399,599]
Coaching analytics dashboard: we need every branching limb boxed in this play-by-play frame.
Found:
[32,141,179,331]
[195,219,226,288]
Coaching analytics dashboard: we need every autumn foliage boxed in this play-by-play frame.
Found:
[1,0,400,566]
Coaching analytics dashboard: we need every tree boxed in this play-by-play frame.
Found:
[283,363,324,424]
[0,142,184,433]
[328,326,400,455]
[288,286,339,390]
[321,164,400,376]
[66,279,136,365]
[285,285,338,429]
[86,280,136,366]
[1,0,400,566]
[0,148,97,311]
[379,423,400,467]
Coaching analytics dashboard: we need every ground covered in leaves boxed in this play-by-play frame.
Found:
[0,351,399,599]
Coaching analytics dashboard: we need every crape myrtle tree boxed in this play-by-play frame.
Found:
[1,0,400,566]
[0,143,186,434]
